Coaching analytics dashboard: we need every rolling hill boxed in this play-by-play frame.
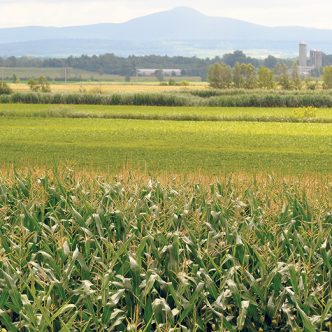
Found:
[0,7,331,57]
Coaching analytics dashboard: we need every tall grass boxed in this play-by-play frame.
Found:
[206,94,332,108]
[0,92,193,107]
[0,170,331,331]
[189,89,332,98]
[2,90,332,107]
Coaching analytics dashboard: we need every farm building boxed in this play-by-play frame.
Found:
[298,42,323,75]
[137,68,182,76]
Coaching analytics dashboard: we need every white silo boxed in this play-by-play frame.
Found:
[299,43,307,67]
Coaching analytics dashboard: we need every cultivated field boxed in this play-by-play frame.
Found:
[0,171,330,331]
[0,106,331,174]
[0,90,331,331]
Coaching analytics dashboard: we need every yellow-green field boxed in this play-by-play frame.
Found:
[1,104,332,121]
[0,104,331,174]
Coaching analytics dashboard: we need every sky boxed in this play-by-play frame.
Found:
[0,0,331,29]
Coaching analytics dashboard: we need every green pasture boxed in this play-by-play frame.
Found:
[0,114,331,173]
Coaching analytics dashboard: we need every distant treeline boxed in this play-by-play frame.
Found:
[0,51,297,79]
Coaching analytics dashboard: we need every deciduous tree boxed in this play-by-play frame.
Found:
[291,63,302,90]
[258,67,274,89]
[233,63,257,89]
[323,66,332,89]
[208,63,232,89]
[28,76,51,93]
[275,64,292,90]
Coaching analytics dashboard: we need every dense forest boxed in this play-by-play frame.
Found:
[0,51,296,79]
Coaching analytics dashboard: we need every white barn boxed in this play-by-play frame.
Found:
[137,69,182,76]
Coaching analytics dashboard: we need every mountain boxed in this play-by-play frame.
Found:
[0,7,331,57]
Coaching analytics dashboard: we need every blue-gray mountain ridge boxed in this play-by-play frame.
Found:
[0,7,331,57]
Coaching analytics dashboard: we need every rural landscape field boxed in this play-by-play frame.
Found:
[0,1,332,331]
[0,101,331,174]
[0,82,331,331]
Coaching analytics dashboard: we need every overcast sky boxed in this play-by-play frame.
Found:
[0,0,331,29]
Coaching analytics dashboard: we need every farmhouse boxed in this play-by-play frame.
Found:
[137,68,182,76]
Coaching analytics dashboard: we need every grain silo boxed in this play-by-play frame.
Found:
[299,42,308,67]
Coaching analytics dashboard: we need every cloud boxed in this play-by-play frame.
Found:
[0,0,331,29]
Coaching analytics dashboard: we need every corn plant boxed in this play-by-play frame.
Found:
[0,170,331,331]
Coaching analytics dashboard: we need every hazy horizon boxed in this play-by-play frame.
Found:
[0,0,332,29]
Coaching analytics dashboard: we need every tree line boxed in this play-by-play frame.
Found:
[208,63,332,90]
[0,52,292,79]
[2,50,332,82]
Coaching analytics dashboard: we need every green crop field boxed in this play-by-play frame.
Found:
[0,101,331,331]
[0,104,331,174]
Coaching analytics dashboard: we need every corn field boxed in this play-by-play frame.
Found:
[0,171,331,331]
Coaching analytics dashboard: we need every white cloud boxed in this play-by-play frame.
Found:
[0,0,331,29]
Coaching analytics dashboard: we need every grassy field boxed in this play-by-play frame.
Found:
[0,110,331,174]
[0,171,330,331]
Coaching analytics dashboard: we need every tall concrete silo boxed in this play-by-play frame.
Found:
[299,43,308,67]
